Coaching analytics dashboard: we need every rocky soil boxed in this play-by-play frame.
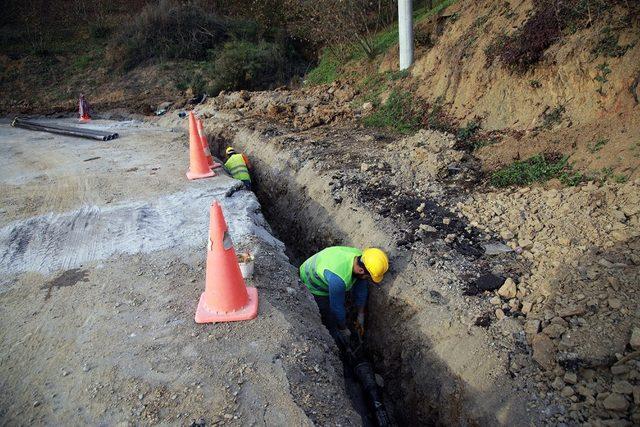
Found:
[188,84,640,425]
[458,181,640,426]
[196,95,537,425]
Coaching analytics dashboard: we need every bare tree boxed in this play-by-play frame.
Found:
[284,0,396,60]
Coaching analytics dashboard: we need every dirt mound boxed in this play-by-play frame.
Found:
[198,103,542,425]
[458,180,640,424]
[196,80,640,424]
[211,82,357,130]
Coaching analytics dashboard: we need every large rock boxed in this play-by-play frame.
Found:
[557,305,586,318]
[630,327,640,350]
[612,381,633,395]
[532,334,556,370]
[542,323,566,339]
[602,393,629,411]
[525,319,541,336]
[500,230,514,240]
[498,278,517,299]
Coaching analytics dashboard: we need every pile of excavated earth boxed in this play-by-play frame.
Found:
[458,182,640,424]
[180,83,640,426]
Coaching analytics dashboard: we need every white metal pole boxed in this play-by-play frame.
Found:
[398,0,414,70]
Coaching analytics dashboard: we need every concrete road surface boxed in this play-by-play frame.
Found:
[0,118,357,425]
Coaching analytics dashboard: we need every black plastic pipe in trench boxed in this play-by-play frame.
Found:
[354,361,391,426]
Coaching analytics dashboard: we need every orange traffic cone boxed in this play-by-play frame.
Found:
[79,94,91,122]
[196,118,223,169]
[196,118,213,166]
[186,112,215,180]
[195,201,258,323]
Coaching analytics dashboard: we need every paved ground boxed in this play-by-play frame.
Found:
[0,118,357,425]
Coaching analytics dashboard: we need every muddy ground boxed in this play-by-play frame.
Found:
[0,119,358,425]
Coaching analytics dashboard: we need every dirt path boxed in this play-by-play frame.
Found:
[0,119,358,425]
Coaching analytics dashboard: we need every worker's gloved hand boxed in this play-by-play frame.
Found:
[355,312,365,336]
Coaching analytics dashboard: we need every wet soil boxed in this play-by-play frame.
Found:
[41,268,90,301]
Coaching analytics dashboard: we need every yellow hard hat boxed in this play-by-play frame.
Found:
[361,248,389,284]
[225,146,236,155]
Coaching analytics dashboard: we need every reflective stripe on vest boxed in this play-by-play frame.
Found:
[301,254,327,295]
[224,154,250,182]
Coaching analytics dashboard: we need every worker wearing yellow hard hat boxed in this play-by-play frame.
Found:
[224,146,253,190]
[299,246,389,344]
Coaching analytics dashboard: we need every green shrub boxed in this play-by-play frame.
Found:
[387,69,410,81]
[424,96,456,134]
[363,90,420,134]
[353,73,388,106]
[73,54,93,70]
[110,0,226,70]
[541,105,565,128]
[559,171,584,186]
[589,138,608,153]
[457,120,481,142]
[305,51,339,85]
[592,27,634,57]
[613,174,628,184]
[594,62,611,84]
[490,154,569,187]
[456,119,498,151]
[210,40,285,93]
[471,138,497,150]
[174,70,206,94]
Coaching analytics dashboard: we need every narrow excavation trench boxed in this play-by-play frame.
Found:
[208,123,535,426]
[254,191,394,426]
[210,137,422,426]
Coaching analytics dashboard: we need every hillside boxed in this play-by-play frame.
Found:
[307,0,640,184]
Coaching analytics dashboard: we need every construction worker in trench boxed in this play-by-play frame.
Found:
[299,247,389,347]
[224,146,253,190]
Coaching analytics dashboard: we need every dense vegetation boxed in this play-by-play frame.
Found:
[1,0,311,95]
[0,0,404,95]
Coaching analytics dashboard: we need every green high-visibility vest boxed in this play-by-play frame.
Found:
[224,154,251,182]
[299,246,362,296]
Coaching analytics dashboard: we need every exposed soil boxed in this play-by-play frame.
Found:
[397,0,640,179]
[187,106,537,425]
[0,119,358,425]
[3,1,639,424]
[190,80,640,424]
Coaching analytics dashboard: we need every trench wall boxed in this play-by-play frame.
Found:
[207,123,537,426]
